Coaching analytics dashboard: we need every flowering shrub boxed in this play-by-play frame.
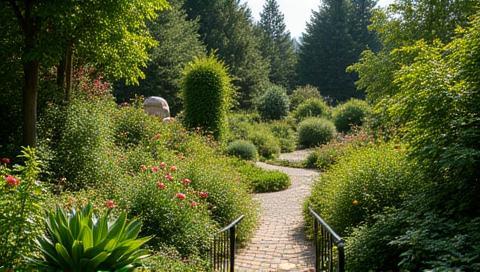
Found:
[0,148,46,269]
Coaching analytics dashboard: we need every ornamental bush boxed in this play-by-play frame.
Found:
[248,128,281,159]
[304,144,419,236]
[269,121,296,152]
[297,118,336,147]
[293,98,330,121]
[182,55,232,140]
[233,160,290,193]
[333,99,371,133]
[226,140,258,161]
[256,85,290,121]
[289,85,322,110]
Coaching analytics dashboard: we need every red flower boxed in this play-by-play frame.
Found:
[190,201,198,208]
[165,174,174,181]
[151,166,159,173]
[156,182,166,190]
[160,162,167,169]
[140,165,148,172]
[1,157,11,164]
[5,175,19,187]
[182,178,191,186]
[199,191,209,199]
[170,165,177,172]
[105,200,116,209]
[176,193,186,200]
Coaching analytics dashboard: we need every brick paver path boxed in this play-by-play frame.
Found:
[236,160,319,272]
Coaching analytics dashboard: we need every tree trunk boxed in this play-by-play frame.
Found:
[57,58,66,90]
[65,42,73,102]
[22,60,39,147]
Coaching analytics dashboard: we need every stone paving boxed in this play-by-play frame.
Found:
[235,161,319,272]
[278,149,315,163]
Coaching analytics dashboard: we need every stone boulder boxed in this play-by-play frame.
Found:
[143,96,170,119]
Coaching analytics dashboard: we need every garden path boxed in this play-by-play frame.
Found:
[235,152,318,272]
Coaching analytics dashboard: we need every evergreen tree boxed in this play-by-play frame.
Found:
[348,0,380,54]
[184,0,270,109]
[298,0,358,102]
[115,2,205,114]
[258,0,297,89]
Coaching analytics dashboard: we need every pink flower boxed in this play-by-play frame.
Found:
[176,193,186,200]
[140,165,148,172]
[156,182,166,190]
[5,175,19,187]
[1,157,11,164]
[105,200,116,209]
[182,178,191,186]
[165,174,174,181]
[190,201,198,208]
[160,162,167,169]
[170,165,177,172]
[199,191,209,199]
[151,166,159,173]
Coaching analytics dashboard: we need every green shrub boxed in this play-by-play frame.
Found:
[138,248,208,272]
[256,85,290,121]
[234,160,290,193]
[294,98,330,121]
[226,140,258,161]
[269,121,296,152]
[304,144,418,235]
[297,118,336,148]
[182,55,232,140]
[0,148,45,269]
[248,129,281,159]
[32,203,151,272]
[289,85,321,110]
[128,163,216,256]
[333,99,370,133]
[114,105,156,148]
[53,99,118,190]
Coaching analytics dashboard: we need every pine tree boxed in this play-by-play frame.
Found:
[184,0,270,109]
[258,0,297,89]
[115,2,205,115]
[298,0,358,102]
[348,0,379,54]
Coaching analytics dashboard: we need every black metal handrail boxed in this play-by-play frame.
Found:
[309,207,345,272]
[209,215,244,272]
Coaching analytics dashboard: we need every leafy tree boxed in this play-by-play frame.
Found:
[298,0,358,102]
[115,2,206,115]
[258,0,297,89]
[184,0,270,109]
[3,0,169,147]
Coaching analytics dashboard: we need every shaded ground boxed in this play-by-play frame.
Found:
[235,155,318,272]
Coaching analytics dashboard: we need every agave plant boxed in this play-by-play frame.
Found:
[31,203,152,272]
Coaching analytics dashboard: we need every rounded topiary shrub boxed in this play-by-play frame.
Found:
[294,98,330,121]
[182,55,232,140]
[333,99,370,133]
[297,118,336,147]
[226,140,258,161]
[256,85,290,121]
[289,85,321,110]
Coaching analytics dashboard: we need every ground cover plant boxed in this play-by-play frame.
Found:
[233,160,291,193]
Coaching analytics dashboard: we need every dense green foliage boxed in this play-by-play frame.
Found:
[258,0,297,88]
[332,99,370,133]
[32,204,151,271]
[184,0,270,108]
[293,98,330,121]
[226,140,258,161]
[298,0,377,102]
[114,2,206,114]
[289,85,322,110]
[256,85,290,121]
[182,55,232,140]
[297,118,336,148]
[0,148,45,269]
[234,160,290,193]
[269,120,296,152]
[305,144,418,236]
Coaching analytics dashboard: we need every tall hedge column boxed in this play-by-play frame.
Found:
[182,55,232,140]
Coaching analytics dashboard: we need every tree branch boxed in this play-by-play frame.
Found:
[7,0,26,32]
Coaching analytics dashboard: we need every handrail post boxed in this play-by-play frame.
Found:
[230,225,236,272]
[338,241,345,272]
[314,219,319,272]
